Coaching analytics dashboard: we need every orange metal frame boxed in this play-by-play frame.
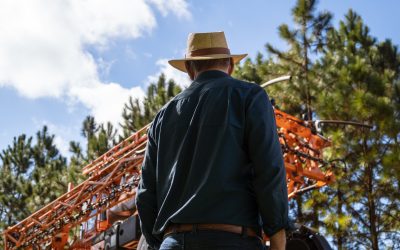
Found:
[274,109,334,198]
[3,109,334,250]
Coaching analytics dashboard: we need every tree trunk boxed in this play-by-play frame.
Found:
[364,136,379,250]
[337,189,344,250]
[367,162,379,250]
[296,195,304,223]
[302,16,312,121]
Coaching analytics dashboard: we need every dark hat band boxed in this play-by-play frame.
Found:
[187,47,231,57]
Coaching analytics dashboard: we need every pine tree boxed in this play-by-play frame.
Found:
[69,116,118,176]
[0,127,68,242]
[68,140,85,184]
[121,97,144,135]
[233,53,264,84]
[0,135,33,227]
[315,10,400,249]
[265,0,332,119]
[29,126,68,209]
[120,74,182,138]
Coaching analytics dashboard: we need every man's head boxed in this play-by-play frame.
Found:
[185,58,234,80]
[168,31,247,79]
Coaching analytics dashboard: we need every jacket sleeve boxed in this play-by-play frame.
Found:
[135,122,161,249]
[245,86,289,237]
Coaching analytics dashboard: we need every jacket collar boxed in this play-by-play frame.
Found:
[194,70,230,82]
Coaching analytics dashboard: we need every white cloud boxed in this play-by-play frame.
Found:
[70,83,145,125]
[97,58,116,79]
[0,0,190,125]
[147,59,191,88]
[148,0,191,19]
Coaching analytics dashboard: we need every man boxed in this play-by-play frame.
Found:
[136,31,288,250]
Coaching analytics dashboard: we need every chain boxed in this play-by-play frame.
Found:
[278,132,328,165]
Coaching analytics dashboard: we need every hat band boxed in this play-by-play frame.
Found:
[187,47,231,57]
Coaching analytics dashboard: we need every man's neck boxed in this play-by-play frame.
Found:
[194,68,229,79]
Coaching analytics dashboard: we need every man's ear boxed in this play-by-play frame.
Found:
[228,58,234,75]
[185,61,195,80]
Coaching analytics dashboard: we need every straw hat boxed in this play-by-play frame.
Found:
[168,31,247,72]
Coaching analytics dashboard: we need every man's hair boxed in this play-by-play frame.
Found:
[187,58,231,73]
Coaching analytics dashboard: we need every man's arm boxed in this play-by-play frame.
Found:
[269,229,286,250]
[135,122,161,249]
[245,86,289,249]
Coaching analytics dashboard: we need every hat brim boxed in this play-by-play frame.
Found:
[168,54,247,73]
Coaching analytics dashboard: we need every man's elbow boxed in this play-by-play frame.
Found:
[269,229,286,250]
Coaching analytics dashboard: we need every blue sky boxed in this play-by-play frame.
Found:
[0,0,399,156]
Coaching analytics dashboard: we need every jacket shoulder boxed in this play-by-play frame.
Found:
[228,77,264,93]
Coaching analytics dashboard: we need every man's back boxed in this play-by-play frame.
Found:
[136,70,288,248]
[155,70,260,228]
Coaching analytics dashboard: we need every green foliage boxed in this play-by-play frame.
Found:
[0,127,67,235]
[265,0,332,118]
[120,73,181,138]
[0,135,33,227]
[69,116,118,177]
[314,10,400,249]
[30,127,68,208]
